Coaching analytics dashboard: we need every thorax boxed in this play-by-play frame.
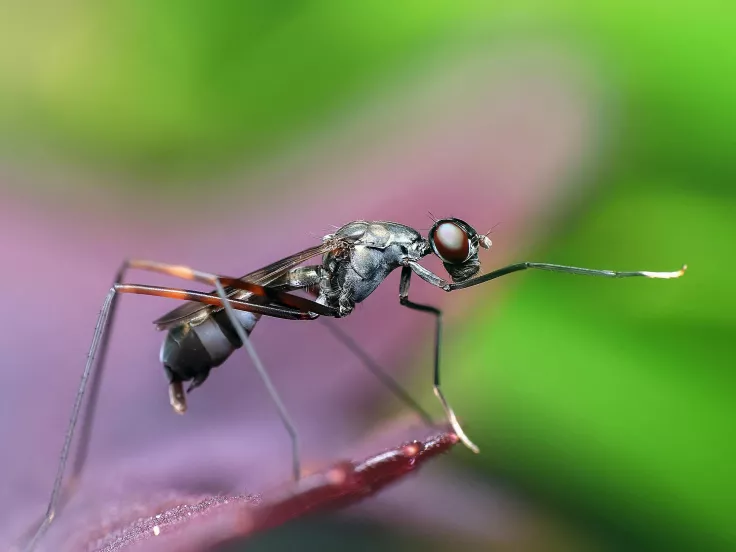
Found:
[319,221,429,313]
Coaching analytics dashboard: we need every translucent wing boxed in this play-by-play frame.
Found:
[153,236,349,329]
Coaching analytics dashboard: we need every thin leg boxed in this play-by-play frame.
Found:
[210,279,301,481]
[119,260,304,480]
[23,265,314,551]
[398,266,479,453]
[271,265,436,426]
[65,262,129,520]
[392,257,685,456]
[317,318,435,427]
[125,259,337,316]
[403,260,686,292]
[22,288,117,552]
[117,283,318,320]
[449,261,686,290]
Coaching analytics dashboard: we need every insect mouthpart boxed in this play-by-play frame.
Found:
[443,255,481,282]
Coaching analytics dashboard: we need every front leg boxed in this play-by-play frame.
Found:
[398,266,479,453]
[403,260,451,289]
[404,259,686,292]
[398,255,685,453]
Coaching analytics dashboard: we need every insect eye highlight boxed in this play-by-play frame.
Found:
[431,221,470,263]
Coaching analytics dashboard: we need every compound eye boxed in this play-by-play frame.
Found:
[432,221,470,263]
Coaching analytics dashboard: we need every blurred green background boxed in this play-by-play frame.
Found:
[1,2,733,551]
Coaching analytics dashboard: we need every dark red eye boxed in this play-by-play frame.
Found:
[431,221,470,263]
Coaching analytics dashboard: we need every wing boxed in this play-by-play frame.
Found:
[153,236,350,329]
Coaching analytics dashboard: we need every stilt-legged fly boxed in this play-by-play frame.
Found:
[22,217,686,550]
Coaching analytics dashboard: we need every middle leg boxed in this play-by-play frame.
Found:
[398,266,479,453]
[271,265,436,427]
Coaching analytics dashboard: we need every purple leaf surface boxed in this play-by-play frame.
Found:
[50,432,457,552]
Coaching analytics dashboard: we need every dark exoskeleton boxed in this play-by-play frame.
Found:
[22,217,686,551]
[159,220,487,405]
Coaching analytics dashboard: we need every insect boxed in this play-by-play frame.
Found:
[22,217,686,550]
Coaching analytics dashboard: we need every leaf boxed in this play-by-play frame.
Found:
[53,432,458,552]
